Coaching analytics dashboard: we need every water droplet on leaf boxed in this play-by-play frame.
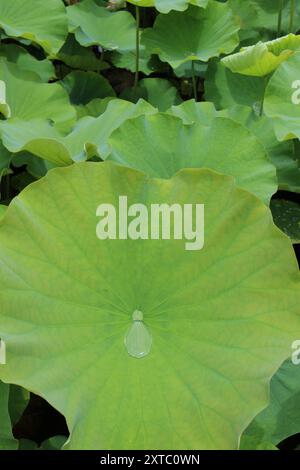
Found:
[124,310,152,359]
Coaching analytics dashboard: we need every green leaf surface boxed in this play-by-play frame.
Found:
[106,113,276,203]
[264,53,300,141]
[242,359,300,446]
[67,0,137,53]
[0,44,55,82]
[0,0,68,55]
[121,78,182,111]
[270,200,300,244]
[0,162,299,449]
[142,2,240,68]
[205,59,265,110]
[222,34,300,77]
[127,0,208,13]
[61,71,115,105]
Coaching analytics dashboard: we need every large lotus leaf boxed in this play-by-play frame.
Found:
[270,200,300,244]
[205,59,265,111]
[0,99,156,165]
[0,0,68,55]
[264,53,300,141]
[67,0,137,53]
[142,2,240,69]
[0,161,299,449]
[222,34,300,77]
[0,59,76,132]
[56,35,109,72]
[121,78,182,111]
[126,0,208,14]
[0,44,55,82]
[105,113,276,204]
[242,359,300,447]
[0,382,17,450]
[61,71,115,105]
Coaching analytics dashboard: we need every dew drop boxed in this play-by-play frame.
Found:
[124,310,152,359]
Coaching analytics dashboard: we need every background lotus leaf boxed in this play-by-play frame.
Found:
[142,2,240,68]
[105,113,277,203]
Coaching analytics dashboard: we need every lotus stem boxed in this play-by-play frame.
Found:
[277,0,284,37]
[133,6,140,99]
[289,0,295,32]
[191,61,198,102]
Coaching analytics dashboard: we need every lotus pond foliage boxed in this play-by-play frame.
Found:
[0,0,299,452]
